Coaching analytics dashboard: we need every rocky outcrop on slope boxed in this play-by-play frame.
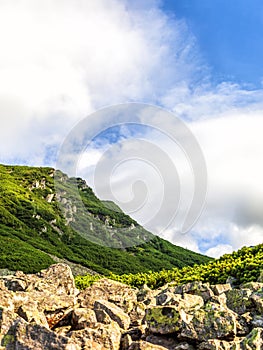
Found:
[0,264,263,349]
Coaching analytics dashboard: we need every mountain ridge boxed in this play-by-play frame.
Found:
[0,164,211,275]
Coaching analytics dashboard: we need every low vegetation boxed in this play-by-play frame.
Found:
[75,244,263,289]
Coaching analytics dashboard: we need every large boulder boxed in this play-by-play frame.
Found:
[179,302,237,342]
[145,306,182,334]
[78,278,137,313]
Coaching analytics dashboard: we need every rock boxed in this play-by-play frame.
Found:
[2,276,27,292]
[145,306,181,334]
[225,289,252,314]
[236,312,251,336]
[198,339,233,349]
[128,340,168,349]
[226,276,237,288]
[0,288,14,311]
[0,263,263,349]
[251,315,263,327]
[122,333,133,349]
[137,285,156,305]
[94,299,130,329]
[4,319,77,349]
[78,278,137,313]
[211,284,231,296]
[36,263,77,296]
[238,327,263,349]
[241,281,263,292]
[129,301,147,326]
[145,334,180,348]
[250,289,263,314]
[179,302,237,342]
[156,290,204,311]
[175,342,195,350]
[71,308,97,330]
[17,301,49,327]
[94,308,112,324]
[0,308,18,344]
[68,321,121,350]
[174,281,214,302]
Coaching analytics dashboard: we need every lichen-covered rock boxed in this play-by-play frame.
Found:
[0,308,18,344]
[36,263,77,296]
[250,289,263,314]
[241,282,263,292]
[156,290,204,311]
[179,302,237,342]
[225,289,252,314]
[198,339,233,349]
[174,281,214,302]
[145,306,181,334]
[238,327,263,349]
[4,319,77,349]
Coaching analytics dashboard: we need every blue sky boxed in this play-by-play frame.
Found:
[162,0,263,87]
[1,0,263,257]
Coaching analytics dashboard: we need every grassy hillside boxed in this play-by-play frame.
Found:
[0,164,211,274]
[75,244,263,289]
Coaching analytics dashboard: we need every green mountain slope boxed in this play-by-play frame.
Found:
[0,164,211,274]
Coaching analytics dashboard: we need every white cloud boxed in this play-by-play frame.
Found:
[205,244,233,259]
[0,0,201,164]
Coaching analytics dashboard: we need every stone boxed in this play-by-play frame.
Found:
[78,278,137,313]
[145,306,181,334]
[128,340,168,349]
[94,308,112,324]
[68,321,121,350]
[0,263,262,349]
[36,263,77,296]
[174,281,214,302]
[4,319,77,349]
[238,327,263,349]
[175,342,195,350]
[122,333,133,349]
[225,289,252,314]
[129,302,147,326]
[17,301,49,328]
[250,289,263,314]
[179,302,237,342]
[251,315,263,327]
[94,299,130,329]
[71,308,97,330]
[211,284,231,296]
[145,334,180,348]
[241,282,263,292]
[156,290,204,311]
[198,339,233,349]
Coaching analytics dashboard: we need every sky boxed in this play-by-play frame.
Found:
[1,0,263,257]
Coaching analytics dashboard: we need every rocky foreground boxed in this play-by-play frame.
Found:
[0,264,263,349]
